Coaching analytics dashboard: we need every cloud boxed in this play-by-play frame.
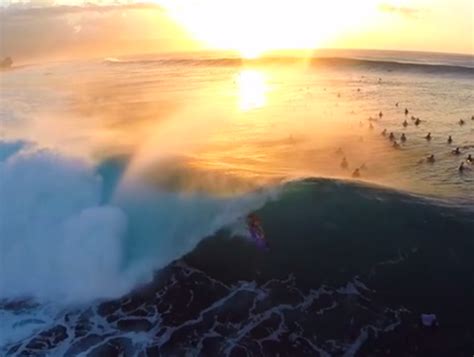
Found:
[378,3,424,18]
[2,2,163,18]
[0,1,194,62]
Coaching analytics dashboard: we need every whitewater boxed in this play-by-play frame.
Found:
[0,141,272,302]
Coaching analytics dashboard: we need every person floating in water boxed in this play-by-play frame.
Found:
[427,154,435,163]
[467,154,473,163]
[352,168,361,178]
[415,118,421,126]
[381,129,387,136]
[403,120,408,127]
[341,157,348,169]
[393,141,401,149]
[379,111,383,119]
[452,147,461,155]
[459,162,465,173]
[458,119,465,126]
[405,108,409,116]
[447,135,453,144]
[401,133,407,142]
[389,132,395,141]
[425,132,431,141]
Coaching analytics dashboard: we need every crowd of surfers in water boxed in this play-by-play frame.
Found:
[336,100,473,178]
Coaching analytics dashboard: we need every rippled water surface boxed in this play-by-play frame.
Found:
[2,52,473,201]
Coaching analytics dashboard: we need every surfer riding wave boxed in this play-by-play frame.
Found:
[246,213,269,251]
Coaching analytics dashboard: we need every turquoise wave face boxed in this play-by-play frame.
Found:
[189,178,474,284]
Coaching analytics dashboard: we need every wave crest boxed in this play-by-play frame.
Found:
[103,55,474,74]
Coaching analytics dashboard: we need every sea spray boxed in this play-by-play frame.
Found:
[0,147,130,302]
[0,142,272,303]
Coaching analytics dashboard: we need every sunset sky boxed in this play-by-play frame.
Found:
[1,0,473,62]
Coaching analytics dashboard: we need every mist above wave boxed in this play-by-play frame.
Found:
[0,141,268,303]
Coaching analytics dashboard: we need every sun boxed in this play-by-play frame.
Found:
[157,0,380,58]
[239,47,264,60]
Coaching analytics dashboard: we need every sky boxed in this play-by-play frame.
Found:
[0,0,473,62]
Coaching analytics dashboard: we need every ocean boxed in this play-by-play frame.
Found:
[0,49,473,355]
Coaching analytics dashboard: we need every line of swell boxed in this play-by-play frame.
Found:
[103,56,474,73]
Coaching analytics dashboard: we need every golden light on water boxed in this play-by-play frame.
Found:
[237,70,267,111]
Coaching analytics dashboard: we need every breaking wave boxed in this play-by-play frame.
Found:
[0,141,270,303]
[1,140,472,305]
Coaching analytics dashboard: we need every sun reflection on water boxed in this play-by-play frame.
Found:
[237,69,267,111]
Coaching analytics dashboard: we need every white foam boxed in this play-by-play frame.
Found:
[0,148,132,302]
[0,304,58,348]
[0,142,270,304]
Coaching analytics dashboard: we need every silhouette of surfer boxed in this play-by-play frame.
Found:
[247,213,268,250]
